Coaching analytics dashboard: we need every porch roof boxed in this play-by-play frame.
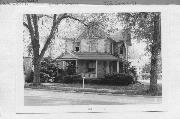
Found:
[57,52,118,60]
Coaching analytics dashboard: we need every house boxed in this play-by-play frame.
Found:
[56,26,131,78]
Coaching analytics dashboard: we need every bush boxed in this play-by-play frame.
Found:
[103,73,135,85]
[141,73,150,80]
[54,69,67,83]
[60,73,134,86]
[63,74,83,83]
[25,57,58,83]
[40,72,50,83]
[40,57,58,83]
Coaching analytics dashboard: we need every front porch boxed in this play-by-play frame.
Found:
[78,60,120,78]
[56,52,124,78]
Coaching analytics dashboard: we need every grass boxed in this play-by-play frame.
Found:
[25,81,162,96]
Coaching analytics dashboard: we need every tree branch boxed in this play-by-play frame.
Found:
[39,14,60,59]
[53,14,57,26]
[32,14,40,60]
[26,15,35,45]
[63,15,88,27]
[26,14,40,64]
[23,22,29,29]
[32,14,39,41]
[39,14,88,60]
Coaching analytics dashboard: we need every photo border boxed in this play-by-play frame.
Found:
[15,4,171,114]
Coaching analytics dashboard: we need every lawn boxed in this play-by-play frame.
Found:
[25,81,162,96]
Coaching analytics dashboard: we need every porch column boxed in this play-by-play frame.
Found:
[106,61,110,73]
[76,60,78,73]
[117,61,119,73]
[57,62,59,76]
[96,60,98,78]
[62,61,65,69]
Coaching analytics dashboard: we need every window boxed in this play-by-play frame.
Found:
[88,68,95,72]
[89,41,97,52]
[111,43,114,54]
[75,47,79,52]
[120,44,124,54]
[74,42,80,52]
[87,61,96,73]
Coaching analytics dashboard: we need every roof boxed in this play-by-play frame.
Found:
[77,26,107,40]
[62,27,131,46]
[110,30,132,46]
[57,52,118,60]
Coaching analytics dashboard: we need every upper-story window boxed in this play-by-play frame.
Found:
[120,43,125,55]
[120,45,124,54]
[111,43,114,54]
[89,41,97,52]
[74,42,80,52]
[75,47,79,52]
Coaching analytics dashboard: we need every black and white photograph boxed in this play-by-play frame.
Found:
[2,4,180,119]
[23,12,162,106]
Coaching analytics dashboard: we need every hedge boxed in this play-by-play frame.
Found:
[103,73,135,85]
[56,73,134,86]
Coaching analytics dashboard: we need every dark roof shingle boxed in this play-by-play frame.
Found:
[74,52,118,60]
[57,52,118,60]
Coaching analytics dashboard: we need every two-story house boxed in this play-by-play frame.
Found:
[56,26,131,78]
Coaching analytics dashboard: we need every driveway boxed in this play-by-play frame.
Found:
[24,88,162,106]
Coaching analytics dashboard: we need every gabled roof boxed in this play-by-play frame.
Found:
[57,52,118,61]
[77,26,108,40]
[110,30,132,46]
[56,51,78,60]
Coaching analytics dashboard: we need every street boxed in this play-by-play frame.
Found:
[24,88,162,106]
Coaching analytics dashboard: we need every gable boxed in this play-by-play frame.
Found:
[77,26,107,40]
[110,30,132,46]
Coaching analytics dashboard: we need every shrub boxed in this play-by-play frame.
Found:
[141,73,150,80]
[25,57,58,83]
[54,75,63,83]
[40,72,50,83]
[66,61,76,75]
[103,73,135,85]
[60,73,134,86]
[40,57,58,83]
[63,74,83,83]
[54,69,67,83]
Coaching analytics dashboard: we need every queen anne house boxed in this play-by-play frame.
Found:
[56,24,132,78]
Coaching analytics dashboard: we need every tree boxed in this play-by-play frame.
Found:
[118,12,161,95]
[23,14,87,86]
[142,63,151,73]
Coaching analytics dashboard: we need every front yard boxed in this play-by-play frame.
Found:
[25,80,162,96]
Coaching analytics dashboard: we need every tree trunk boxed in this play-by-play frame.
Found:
[149,45,159,94]
[33,61,41,86]
[149,13,161,95]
